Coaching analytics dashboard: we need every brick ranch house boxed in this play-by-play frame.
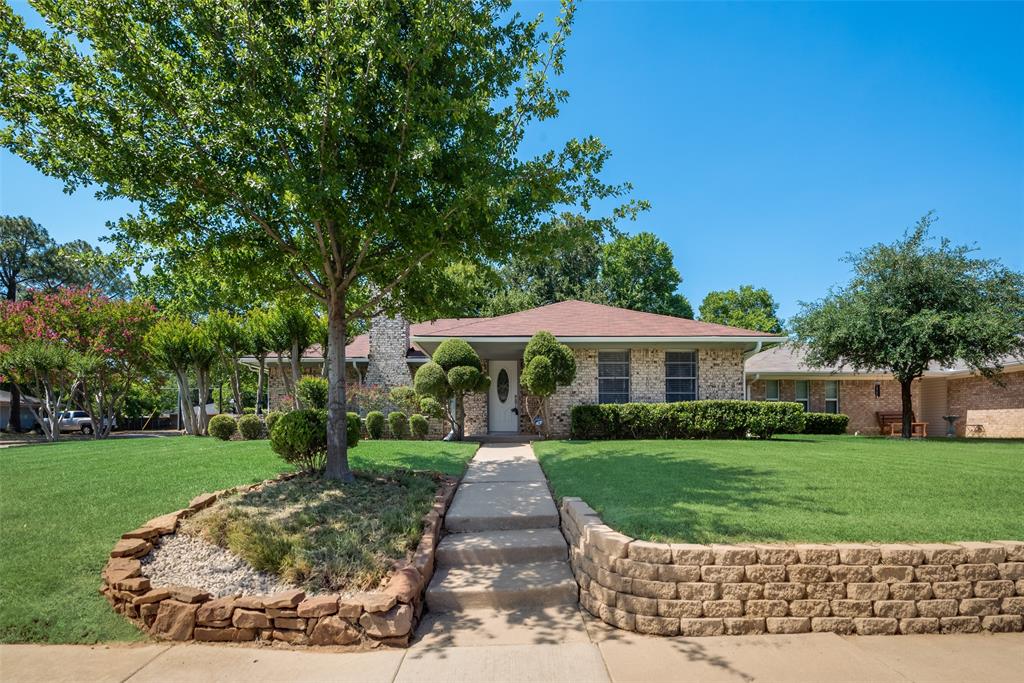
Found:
[745,345,1024,438]
[253,300,786,438]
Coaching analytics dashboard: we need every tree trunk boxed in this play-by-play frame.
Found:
[324,291,354,482]
[5,274,16,302]
[176,369,196,435]
[196,366,210,435]
[900,378,914,439]
[230,362,243,413]
[256,356,266,415]
[9,384,21,432]
[453,394,465,441]
[290,340,302,409]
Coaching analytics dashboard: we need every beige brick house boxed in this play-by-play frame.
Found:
[255,300,785,438]
[746,345,1024,438]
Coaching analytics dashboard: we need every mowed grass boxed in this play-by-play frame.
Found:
[0,436,476,643]
[534,435,1024,544]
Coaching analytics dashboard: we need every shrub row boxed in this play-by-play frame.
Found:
[571,400,806,440]
[799,412,850,434]
[208,412,271,440]
[366,410,431,439]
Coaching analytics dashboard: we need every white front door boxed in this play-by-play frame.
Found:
[488,360,519,433]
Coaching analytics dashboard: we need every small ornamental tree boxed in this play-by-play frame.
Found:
[268,302,317,410]
[792,213,1024,438]
[520,331,576,437]
[414,339,489,441]
[208,311,251,414]
[245,309,275,415]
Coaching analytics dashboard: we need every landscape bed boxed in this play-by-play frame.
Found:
[534,435,1024,543]
[0,437,477,643]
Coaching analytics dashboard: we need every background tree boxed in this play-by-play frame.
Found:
[246,309,275,415]
[0,216,51,302]
[791,213,1024,438]
[601,232,693,318]
[208,311,250,414]
[268,303,318,410]
[413,339,490,441]
[699,285,784,333]
[1,0,638,480]
[147,319,204,435]
[520,331,576,437]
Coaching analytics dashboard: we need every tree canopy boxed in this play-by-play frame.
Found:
[699,285,784,333]
[791,213,1024,437]
[600,231,693,318]
[1,0,639,479]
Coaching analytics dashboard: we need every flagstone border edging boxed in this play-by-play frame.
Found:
[559,497,1024,636]
[101,472,458,647]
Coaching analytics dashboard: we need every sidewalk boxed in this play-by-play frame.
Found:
[3,631,1023,682]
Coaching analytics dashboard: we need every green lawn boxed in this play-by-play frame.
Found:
[534,435,1024,545]
[0,436,476,643]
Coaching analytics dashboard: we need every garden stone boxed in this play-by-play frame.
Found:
[297,595,339,618]
[232,609,271,629]
[151,600,198,641]
[309,615,361,645]
[359,604,413,637]
[263,588,305,609]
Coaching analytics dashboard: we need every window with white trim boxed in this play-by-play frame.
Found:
[598,350,630,404]
[765,380,779,401]
[824,381,839,414]
[794,380,809,411]
[665,351,697,402]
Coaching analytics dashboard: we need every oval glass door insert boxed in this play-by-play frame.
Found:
[497,369,509,403]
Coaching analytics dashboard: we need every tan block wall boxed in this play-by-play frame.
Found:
[562,498,1024,638]
[948,371,1024,438]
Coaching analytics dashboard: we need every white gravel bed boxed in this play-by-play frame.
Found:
[141,532,298,597]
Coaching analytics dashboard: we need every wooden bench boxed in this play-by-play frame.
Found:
[877,411,927,437]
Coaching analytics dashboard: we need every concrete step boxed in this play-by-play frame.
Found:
[425,561,579,612]
[412,605,590,648]
[437,529,568,567]
[445,482,559,533]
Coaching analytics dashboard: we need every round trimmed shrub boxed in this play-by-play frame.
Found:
[265,410,284,433]
[345,411,361,447]
[270,409,327,471]
[431,338,481,372]
[388,411,409,438]
[237,413,265,440]
[208,414,238,440]
[296,377,329,409]
[410,414,429,439]
[366,411,385,439]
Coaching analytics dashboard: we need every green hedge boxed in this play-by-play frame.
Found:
[800,412,850,435]
[570,400,805,440]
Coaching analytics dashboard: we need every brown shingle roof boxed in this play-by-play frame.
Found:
[414,300,775,338]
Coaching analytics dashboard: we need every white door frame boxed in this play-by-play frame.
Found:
[488,360,519,433]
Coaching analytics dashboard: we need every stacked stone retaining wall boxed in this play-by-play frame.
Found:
[101,475,457,647]
[560,497,1024,637]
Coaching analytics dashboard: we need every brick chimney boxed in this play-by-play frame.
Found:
[364,312,413,390]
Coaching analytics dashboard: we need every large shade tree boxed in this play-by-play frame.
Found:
[601,232,693,318]
[1,0,638,480]
[791,214,1024,438]
[699,285,784,333]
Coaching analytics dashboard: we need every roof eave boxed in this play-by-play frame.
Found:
[412,334,789,344]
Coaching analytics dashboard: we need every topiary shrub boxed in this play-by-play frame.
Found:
[296,376,329,409]
[388,386,419,415]
[208,414,238,441]
[521,331,576,437]
[345,411,361,448]
[270,409,327,471]
[265,410,283,433]
[387,411,409,438]
[237,413,265,440]
[414,339,488,440]
[570,400,805,440]
[409,413,429,439]
[801,412,850,435]
[366,411,385,439]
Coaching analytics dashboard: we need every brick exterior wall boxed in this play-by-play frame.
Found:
[562,498,1024,637]
[364,313,412,390]
[948,371,1024,438]
[748,379,922,435]
[698,348,745,401]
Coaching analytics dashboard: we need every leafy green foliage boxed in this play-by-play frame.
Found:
[699,285,784,333]
[237,413,265,440]
[365,411,386,440]
[521,331,576,436]
[418,396,446,420]
[571,401,805,440]
[388,386,420,415]
[270,409,328,472]
[431,339,482,372]
[413,340,488,439]
[413,363,450,400]
[208,414,238,441]
[296,377,329,410]
[264,410,284,433]
[601,232,693,318]
[799,412,850,435]
[409,414,430,439]
[387,411,409,439]
[792,213,1024,437]
[521,355,555,396]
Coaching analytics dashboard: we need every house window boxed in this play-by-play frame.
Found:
[598,350,630,404]
[794,381,809,411]
[825,381,840,413]
[665,351,697,402]
[765,380,780,401]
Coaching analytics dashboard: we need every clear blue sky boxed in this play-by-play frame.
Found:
[2,1,1021,322]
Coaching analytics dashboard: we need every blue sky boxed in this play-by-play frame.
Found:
[2,1,1021,322]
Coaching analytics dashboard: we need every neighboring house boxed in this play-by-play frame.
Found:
[745,345,1024,438]
[0,389,39,432]
[252,300,784,438]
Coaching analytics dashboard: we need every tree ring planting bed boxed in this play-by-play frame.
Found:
[560,498,1024,637]
[101,472,457,647]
